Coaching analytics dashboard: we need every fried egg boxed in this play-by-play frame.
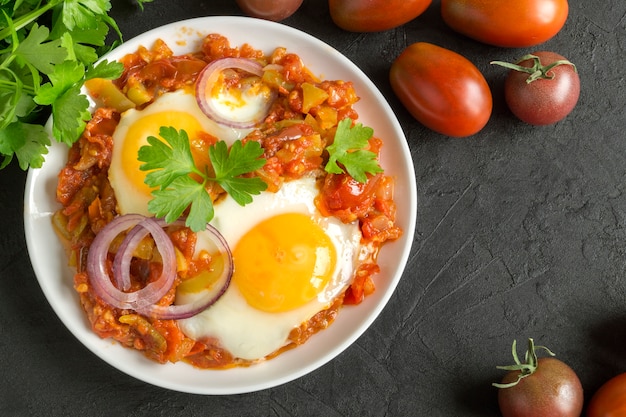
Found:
[108,89,252,215]
[176,177,363,361]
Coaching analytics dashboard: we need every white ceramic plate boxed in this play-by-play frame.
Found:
[24,16,417,395]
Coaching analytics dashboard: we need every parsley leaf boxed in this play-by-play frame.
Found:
[14,23,67,75]
[138,126,268,232]
[325,118,383,183]
[61,0,112,31]
[139,126,198,189]
[148,176,214,228]
[35,60,86,105]
[50,84,91,145]
[209,140,267,206]
[0,121,50,169]
[34,61,92,145]
[86,59,125,80]
[59,24,111,65]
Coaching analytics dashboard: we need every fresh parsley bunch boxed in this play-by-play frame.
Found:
[0,0,147,170]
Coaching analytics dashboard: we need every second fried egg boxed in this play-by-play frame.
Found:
[176,176,363,361]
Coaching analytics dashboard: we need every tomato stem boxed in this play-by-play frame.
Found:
[492,338,556,388]
[491,54,577,84]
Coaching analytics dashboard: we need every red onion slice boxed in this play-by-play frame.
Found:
[86,214,232,320]
[87,215,177,310]
[87,214,149,307]
[112,222,149,291]
[195,57,276,129]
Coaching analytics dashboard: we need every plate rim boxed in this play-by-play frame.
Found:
[23,15,417,395]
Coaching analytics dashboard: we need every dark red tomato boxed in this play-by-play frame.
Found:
[587,373,626,417]
[389,42,492,137]
[496,51,580,126]
[494,339,583,417]
[329,0,431,32]
[498,357,583,417]
[441,0,569,47]
[235,0,303,21]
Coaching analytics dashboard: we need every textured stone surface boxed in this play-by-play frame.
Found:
[1,0,625,415]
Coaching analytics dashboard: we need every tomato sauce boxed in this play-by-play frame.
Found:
[54,34,402,368]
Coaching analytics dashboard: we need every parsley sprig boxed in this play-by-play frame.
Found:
[0,0,137,170]
[138,126,268,232]
[325,118,383,182]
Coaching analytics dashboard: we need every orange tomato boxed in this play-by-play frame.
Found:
[587,373,626,417]
[329,0,431,32]
[441,0,569,47]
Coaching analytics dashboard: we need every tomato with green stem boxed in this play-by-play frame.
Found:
[493,338,583,417]
[587,373,626,417]
[389,42,492,137]
[441,0,569,47]
[491,52,580,126]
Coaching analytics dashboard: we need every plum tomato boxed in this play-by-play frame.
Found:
[493,339,583,417]
[587,373,626,417]
[389,42,492,137]
[329,0,431,32]
[441,0,569,47]
[492,52,580,126]
[235,0,303,21]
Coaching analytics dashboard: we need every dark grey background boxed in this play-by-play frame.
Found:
[1,0,625,415]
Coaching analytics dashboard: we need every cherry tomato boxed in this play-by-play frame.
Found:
[329,0,431,32]
[494,339,583,417]
[493,51,580,126]
[587,373,626,417]
[389,42,492,137]
[235,0,303,21]
[441,0,569,47]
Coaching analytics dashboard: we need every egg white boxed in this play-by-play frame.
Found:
[177,177,363,361]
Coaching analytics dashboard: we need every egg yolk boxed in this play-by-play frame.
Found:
[120,110,204,196]
[233,212,337,313]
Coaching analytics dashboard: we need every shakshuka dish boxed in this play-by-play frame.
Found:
[53,33,402,368]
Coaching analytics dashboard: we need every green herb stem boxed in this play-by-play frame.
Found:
[0,78,35,95]
[0,0,63,42]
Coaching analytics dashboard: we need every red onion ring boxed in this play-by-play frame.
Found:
[87,214,233,320]
[87,215,177,310]
[112,218,186,292]
[112,222,149,291]
[195,57,276,129]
